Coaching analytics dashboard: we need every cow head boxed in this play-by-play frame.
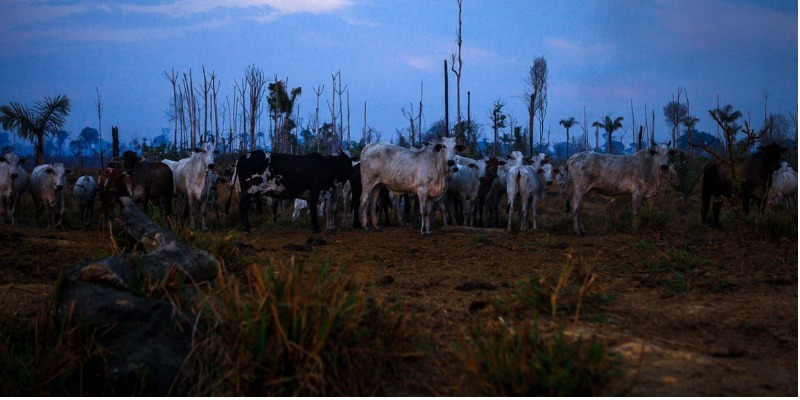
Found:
[484,157,506,181]
[194,141,218,170]
[647,144,676,171]
[433,136,468,169]
[506,151,525,166]
[330,150,355,184]
[44,163,70,192]
[541,163,554,185]
[2,153,24,179]
[98,167,127,199]
[758,143,789,172]
[111,150,144,172]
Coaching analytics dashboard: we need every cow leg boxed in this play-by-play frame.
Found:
[571,191,585,236]
[368,186,382,230]
[506,193,516,233]
[326,190,337,231]
[712,200,723,226]
[631,192,643,228]
[417,191,430,234]
[741,194,751,216]
[359,184,372,231]
[530,196,539,230]
[308,194,322,233]
[239,193,253,233]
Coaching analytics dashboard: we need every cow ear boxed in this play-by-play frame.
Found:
[498,160,506,165]
[649,149,658,155]
[668,149,678,156]
[45,168,54,174]
[505,154,512,160]
[18,158,26,164]
[433,144,443,153]
[468,163,478,169]
[537,168,545,174]
[542,158,550,165]
[0,156,5,163]
[64,169,72,175]
[194,147,203,153]
[455,144,468,153]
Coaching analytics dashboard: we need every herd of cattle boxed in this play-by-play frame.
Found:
[0,135,795,236]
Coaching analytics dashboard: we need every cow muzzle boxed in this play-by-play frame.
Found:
[55,185,64,191]
[208,163,215,170]
[660,165,668,171]
[446,160,455,167]
[547,180,553,186]
[10,173,17,179]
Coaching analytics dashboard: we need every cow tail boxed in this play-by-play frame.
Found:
[224,165,238,215]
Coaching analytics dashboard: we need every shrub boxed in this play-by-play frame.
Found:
[642,248,713,292]
[186,259,414,396]
[459,319,615,396]
[748,208,797,241]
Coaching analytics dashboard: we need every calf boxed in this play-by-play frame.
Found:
[226,150,354,233]
[1,153,28,225]
[359,137,466,234]
[566,144,675,235]
[701,143,786,224]
[73,175,98,228]
[165,140,217,230]
[506,153,548,232]
[202,170,227,224]
[30,163,71,230]
[446,162,481,226]
[97,167,129,224]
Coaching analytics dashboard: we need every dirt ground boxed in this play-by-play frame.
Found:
[1,183,797,396]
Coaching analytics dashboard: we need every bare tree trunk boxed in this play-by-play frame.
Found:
[451,0,463,143]
[444,59,449,137]
[346,90,351,150]
[202,66,209,141]
[417,81,424,147]
[95,87,103,167]
[164,69,178,150]
[314,85,323,153]
[528,93,535,156]
[466,90,470,151]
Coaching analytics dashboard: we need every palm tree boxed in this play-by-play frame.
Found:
[681,115,699,151]
[592,115,623,154]
[559,116,578,157]
[1,95,71,165]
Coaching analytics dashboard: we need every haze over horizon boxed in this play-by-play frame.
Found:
[1,0,797,147]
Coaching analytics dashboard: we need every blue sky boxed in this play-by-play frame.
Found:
[0,0,796,146]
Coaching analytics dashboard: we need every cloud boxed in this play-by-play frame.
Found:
[341,15,379,28]
[544,37,610,56]
[404,55,437,72]
[118,0,351,17]
[13,17,234,43]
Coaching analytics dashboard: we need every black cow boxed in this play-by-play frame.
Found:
[226,150,354,233]
[701,143,787,225]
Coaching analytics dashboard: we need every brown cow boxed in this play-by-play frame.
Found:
[97,167,128,225]
[112,152,175,217]
[701,143,787,225]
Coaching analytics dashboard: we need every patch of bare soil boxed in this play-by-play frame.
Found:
[0,185,796,396]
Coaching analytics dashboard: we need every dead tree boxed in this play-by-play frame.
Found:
[111,126,119,157]
[163,69,179,150]
[211,71,220,144]
[401,103,416,145]
[202,66,210,138]
[450,0,463,143]
[94,87,103,167]
[313,85,324,153]
[444,59,449,136]
[418,82,424,147]
[346,89,351,150]
[245,65,266,151]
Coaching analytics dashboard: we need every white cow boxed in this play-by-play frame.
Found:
[769,162,797,208]
[506,152,548,232]
[163,140,217,230]
[30,163,70,230]
[359,136,466,234]
[2,153,28,225]
[566,144,675,236]
[73,175,97,228]
[446,161,481,226]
